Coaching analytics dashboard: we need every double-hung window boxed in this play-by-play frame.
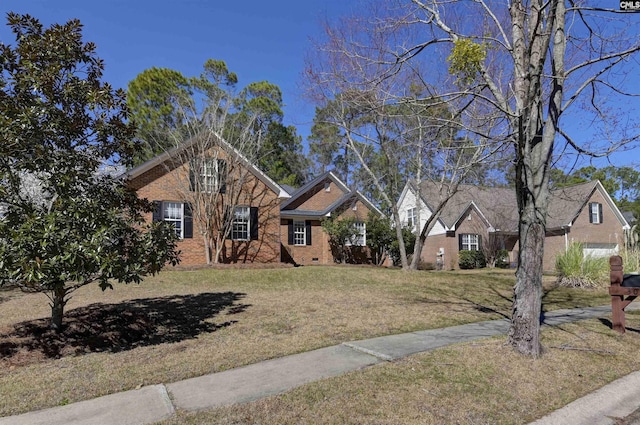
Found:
[200,159,217,193]
[190,158,227,193]
[152,201,193,239]
[407,207,417,229]
[346,222,366,247]
[589,202,603,224]
[287,220,311,246]
[293,220,306,245]
[229,206,258,241]
[460,233,480,251]
[163,202,183,238]
[232,206,250,241]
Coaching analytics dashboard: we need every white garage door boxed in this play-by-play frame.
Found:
[582,243,619,258]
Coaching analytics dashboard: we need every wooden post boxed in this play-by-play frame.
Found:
[610,255,626,333]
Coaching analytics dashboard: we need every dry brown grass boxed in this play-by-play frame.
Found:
[159,314,640,425]
[0,266,610,418]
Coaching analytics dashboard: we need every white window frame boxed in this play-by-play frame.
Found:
[201,158,218,193]
[590,202,601,224]
[407,207,417,229]
[231,206,250,241]
[293,220,306,246]
[461,233,479,251]
[163,202,184,239]
[346,221,366,247]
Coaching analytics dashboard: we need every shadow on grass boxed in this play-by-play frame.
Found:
[598,318,640,335]
[0,292,249,364]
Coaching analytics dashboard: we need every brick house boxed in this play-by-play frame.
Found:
[280,171,383,265]
[396,180,630,271]
[122,137,290,266]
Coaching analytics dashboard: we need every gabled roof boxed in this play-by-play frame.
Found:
[411,179,628,232]
[119,133,290,199]
[548,180,629,230]
[415,181,517,231]
[280,170,383,218]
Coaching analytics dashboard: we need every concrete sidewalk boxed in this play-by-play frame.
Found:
[0,305,638,425]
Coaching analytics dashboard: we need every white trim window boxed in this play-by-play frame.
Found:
[152,201,193,239]
[293,220,306,245]
[347,221,366,247]
[407,207,417,229]
[231,206,250,241]
[589,202,603,224]
[190,158,226,193]
[163,202,184,238]
[460,233,480,251]
[201,158,218,193]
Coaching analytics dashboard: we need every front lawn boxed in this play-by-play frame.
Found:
[0,266,611,418]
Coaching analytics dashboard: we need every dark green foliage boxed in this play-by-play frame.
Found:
[389,227,416,267]
[0,14,180,331]
[126,67,193,163]
[258,122,309,187]
[458,250,486,270]
[127,60,309,185]
[365,212,395,266]
[322,217,358,264]
[495,249,510,269]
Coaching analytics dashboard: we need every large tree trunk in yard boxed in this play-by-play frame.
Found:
[508,217,545,357]
[50,283,68,332]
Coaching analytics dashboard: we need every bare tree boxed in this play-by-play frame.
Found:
[144,76,269,264]
[305,5,506,270]
[308,0,640,356]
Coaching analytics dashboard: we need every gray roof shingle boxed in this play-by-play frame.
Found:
[417,180,599,232]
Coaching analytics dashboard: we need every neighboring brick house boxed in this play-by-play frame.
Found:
[396,180,630,271]
[280,171,383,265]
[122,138,290,266]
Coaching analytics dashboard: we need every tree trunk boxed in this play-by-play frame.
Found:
[203,234,212,264]
[50,283,67,332]
[390,206,409,270]
[508,215,544,357]
[410,235,424,270]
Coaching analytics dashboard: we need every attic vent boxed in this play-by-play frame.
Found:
[324,182,330,192]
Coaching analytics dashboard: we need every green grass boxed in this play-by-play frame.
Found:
[0,266,611,419]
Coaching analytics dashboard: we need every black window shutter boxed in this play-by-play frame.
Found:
[477,235,482,251]
[288,220,294,245]
[458,234,463,251]
[598,203,603,223]
[152,201,163,222]
[588,203,594,223]
[305,220,312,246]
[218,159,227,194]
[250,207,259,240]
[183,203,193,239]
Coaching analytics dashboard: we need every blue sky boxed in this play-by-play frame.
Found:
[1,1,638,171]
[1,0,356,147]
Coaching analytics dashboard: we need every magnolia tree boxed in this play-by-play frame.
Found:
[0,14,180,331]
[308,0,640,356]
